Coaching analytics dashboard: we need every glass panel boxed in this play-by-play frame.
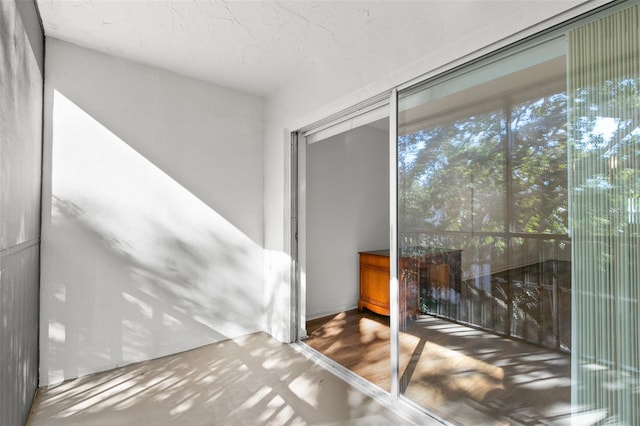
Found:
[398,52,570,422]
[511,84,568,235]
[398,100,505,235]
[395,4,639,424]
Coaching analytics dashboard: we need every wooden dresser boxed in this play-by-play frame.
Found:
[357,250,420,318]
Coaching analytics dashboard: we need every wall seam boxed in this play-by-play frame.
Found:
[37,2,46,398]
[0,239,41,260]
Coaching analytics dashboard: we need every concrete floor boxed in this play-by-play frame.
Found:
[27,332,408,426]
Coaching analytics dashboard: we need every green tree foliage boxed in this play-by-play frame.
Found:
[570,77,640,239]
[399,90,569,239]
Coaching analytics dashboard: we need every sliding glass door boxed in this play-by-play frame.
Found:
[394,2,639,424]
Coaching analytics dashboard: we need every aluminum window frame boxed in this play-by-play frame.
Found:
[287,1,631,423]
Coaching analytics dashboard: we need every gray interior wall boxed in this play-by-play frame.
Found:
[306,124,389,319]
[0,0,44,425]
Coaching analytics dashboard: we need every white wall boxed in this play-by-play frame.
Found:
[40,39,264,385]
[263,1,602,342]
[0,1,43,423]
[306,125,389,319]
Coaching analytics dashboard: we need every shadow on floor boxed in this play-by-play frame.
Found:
[28,332,407,426]
[305,310,571,425]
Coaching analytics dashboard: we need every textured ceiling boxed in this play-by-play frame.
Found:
[33,1,485,96]
[35,1,587,96]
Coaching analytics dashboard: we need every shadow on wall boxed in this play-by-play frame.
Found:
[40,91,263,385]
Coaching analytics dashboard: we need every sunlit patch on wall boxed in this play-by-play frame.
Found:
[48,321,65,343]
[43,90,263,384]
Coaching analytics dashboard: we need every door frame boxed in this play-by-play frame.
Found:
[291,91,393,340]
[285,2,620,421]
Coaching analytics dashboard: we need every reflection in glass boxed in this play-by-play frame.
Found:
[398,102,505,234]
[397,44,573,423]
[511,86,568,235]
[395,5,640,424]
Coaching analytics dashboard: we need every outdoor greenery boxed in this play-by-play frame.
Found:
[398,82,571,350]
[398,87,568,239]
